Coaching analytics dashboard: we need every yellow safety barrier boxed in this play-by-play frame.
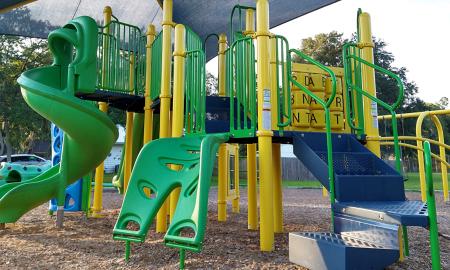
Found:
[377,109,450,201]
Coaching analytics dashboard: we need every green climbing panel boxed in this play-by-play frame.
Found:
[113,134,228,253]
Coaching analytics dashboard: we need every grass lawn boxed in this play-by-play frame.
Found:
[283,172,450,191]
[104,173,449,192]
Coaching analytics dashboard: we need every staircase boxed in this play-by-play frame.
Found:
[288,131,429,270]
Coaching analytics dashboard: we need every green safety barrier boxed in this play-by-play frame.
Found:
[97,16,147,95]
[272,35,292,131]
[185,27,206,135]
[150,32,163,100]
[226,35,257,138]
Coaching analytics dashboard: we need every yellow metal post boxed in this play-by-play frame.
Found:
[123,111,134,191]
[143,24,156,145]
[431,115,449,202]
[245,8,258,230]
[123,53,135,192]
[217,34,228,222]
[417,112,449,202]
[256,0,274,251]
[269,35,283,233]
[92,6,112,217]
[232,145,240,213]
[169,24,186,220]
[247,143,257,229]
[156,0,173,233]
[272,143,283,233]
[359,12,381,156]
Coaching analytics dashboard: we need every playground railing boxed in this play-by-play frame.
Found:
[271,35,292,131]
[97,17,146,96]
[342,43,404,172]
[184,49,206,135]
[229,5,256,45]
[289,49,337,223]
[423,141,441,270]
[150,32,163,100]
[184,27,206,135]
[226,36,257,138]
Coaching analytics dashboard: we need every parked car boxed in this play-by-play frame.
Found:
[0,154,52,183]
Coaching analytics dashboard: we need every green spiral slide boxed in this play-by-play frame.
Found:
[0,16,117,224]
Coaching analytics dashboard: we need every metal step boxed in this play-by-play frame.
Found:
[289,232,399,270]
[290,131,406,202]
[334,200,428,227]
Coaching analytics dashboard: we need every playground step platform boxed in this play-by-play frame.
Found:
[76,90,144,113]
[290,131,405,202]
[334,200,428,227]
[289,232,399,270]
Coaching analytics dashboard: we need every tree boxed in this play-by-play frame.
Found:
[0,35,52,154]
[294,31,347,66]
[206,71,218,96]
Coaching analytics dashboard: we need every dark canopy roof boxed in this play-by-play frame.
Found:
[0,0,339,60]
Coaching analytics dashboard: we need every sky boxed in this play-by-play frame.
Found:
[206,0,450,107]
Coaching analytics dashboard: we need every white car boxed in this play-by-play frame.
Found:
[0,154,52,183]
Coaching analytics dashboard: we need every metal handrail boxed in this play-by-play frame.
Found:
[342,42,404,172]
[272,35,292,128]
[423,141,441,270]
[289,48,337,224]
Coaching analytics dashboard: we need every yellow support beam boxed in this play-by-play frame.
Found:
[272,143,283,233]
[232,145,240,213]
[169,24,186,220]
[123,52,135,192]
[156,0,173,233]
[244,8,258,230]
[256,0,274,251]
[359,11,381,156]
[92,6,112,217]
[217,33,228,222]
[269,30,283,233]
[247,143,257,230]
[143,24,156,145]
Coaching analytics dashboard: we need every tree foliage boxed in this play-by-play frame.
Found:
[206,71,218,96]
[0,35,52,153]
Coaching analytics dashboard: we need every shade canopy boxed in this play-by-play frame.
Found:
[0,0,339,60]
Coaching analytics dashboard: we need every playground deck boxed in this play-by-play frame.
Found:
[0,189,448,269]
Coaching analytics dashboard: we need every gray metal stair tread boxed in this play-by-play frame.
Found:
[294,232,396,249]
[334,200,428,227]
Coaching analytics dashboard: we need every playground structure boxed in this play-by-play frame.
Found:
[377,109,450,202]
[0,1,446,269]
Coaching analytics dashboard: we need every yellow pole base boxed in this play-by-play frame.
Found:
[258,132,274,251]
[273,143,283,233]
[218,144,227,221]
[247,144,258,230]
